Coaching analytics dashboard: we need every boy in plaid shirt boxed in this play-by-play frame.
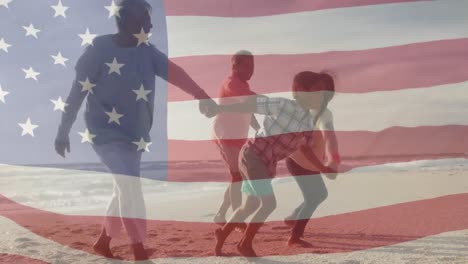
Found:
[213,71,336,257]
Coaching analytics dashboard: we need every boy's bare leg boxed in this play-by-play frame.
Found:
[230,178,245,232]
[237,195,276,257]
[214,186,231,224]
[229,174,243,211]
[215,195,260,256]
[284,202,304,228]
[214,173,242,224]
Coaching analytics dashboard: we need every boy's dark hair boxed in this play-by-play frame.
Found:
[116,0,152,31]
[293,71,336,125]
[231,50,254,65]
[293,71,334,92]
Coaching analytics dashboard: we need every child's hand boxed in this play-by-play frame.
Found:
[325,159,339,170]
[323,158,339,180]
[199,99,219,118]
[322,166,338,180]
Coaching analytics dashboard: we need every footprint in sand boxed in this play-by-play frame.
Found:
[71,241,87,247]
[166,237,182,242]
[339,261,360,264]
[183,249,199,253]
[146,248,157,255]
[17,241,40,248]
[27,249,39,254]
[438,257,456,262]
[71,252,88,258]
[70,229,83,234]
[271,226,290,231]
[313,249,332,254]
[15,237,32,243]
[203,236,213,241]
[51,251,68,262]
[262,238,283,243]
[46,231,59,236]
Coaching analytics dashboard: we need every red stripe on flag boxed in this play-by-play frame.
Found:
[0,254,48,264]
[1,194,467,260]
[164,0,429,17]
[168,38,468,101]
[168,125,468,182]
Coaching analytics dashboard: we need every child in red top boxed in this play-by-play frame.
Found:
[212,50,259,224]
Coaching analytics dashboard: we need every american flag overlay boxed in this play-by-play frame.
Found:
[1,0,468,263]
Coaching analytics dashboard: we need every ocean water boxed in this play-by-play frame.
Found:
[1,158,467,213]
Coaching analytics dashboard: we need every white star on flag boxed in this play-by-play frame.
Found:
[23,24,41,39]
[51,52,68,67]
[79,78,96,94]
[0,0,13,8]
[105,107,124,125]
[133,28,152,46]
[22,67,40,81]
[18,118,39,137]
[78,129,96,144]
[51,0,69,18]
[133,137,152,152]
[105,57,125,75]
[133,84,152,102]
[105,0,122,18]
[50,96,68,112]
[0,38,12,53]
[78,28,97,46]
[0,85,10,104]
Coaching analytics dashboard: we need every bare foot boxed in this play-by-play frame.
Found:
[237,242,257,257]
[132,243,149,261]
[213,214,226,226]
[214,228,227,256]
[287,236,313,247]
[93,241,114,258]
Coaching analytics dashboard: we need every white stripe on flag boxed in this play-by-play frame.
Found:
[168,81,468,140]
[166,0,468,57]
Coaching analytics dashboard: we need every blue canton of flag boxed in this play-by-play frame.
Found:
[0,0,169,180]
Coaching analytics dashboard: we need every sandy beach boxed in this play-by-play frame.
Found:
[0,159,467,263]
[0,216,467,264]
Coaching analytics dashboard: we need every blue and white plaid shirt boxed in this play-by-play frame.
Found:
[248,96,317,177]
